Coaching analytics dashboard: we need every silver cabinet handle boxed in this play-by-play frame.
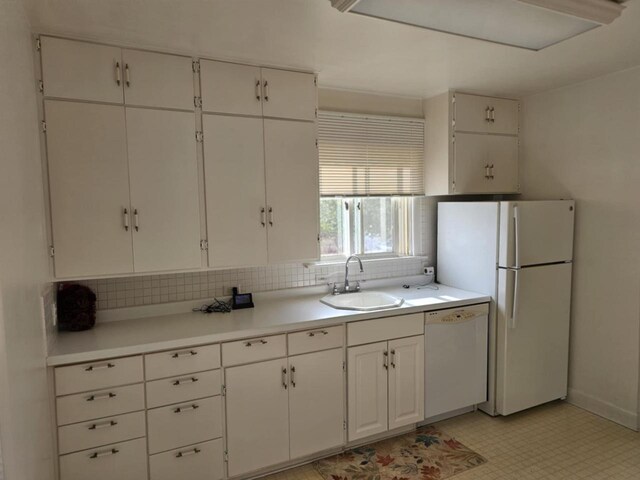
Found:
[307,329,328,337]
[125,63,131,87]
[86,392,117,402]
[85,362,115,372]
[489,164,495,179]
[282,367,288,390]
[176,447,201,458]
[485,106,491,122]
[260,207,266,227]
[133,208,139,231]
[263,80,269,101]
[88,420,118,430]
[390,349,396,369]
[123,208,129,231]
[115,61,121,86]
[490,107,496,122]
[290,365,296,388]
[171,350,197,358]
[255,79,261,101]
[172,376,199,386]
[245,339,267,347]
[173,403,199,413]
[90,448,119,459]
[383,350,389,370]
[268,206,273,226]
[484,164,491,179]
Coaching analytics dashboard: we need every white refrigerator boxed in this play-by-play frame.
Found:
[437,200,575,416]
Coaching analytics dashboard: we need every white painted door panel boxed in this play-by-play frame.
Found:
[149,439,223,480]
[225,358,290,476]
[454,93,492,133]
[489,97,519,135]
[203,114,268,267]
[126,108,201,272]
[41,36,123,104]
[45,100,133,278]
[261,68,316,121]
[347,342,388,441]
[200,60,262,116]
[289,349,344,459]
[59,438,147,480]
[122,49,194,110]
[496,263,572,415]
[486,135,519,193]
[264,119,319,263]
[388,335,424,429]
[453,132,491,194]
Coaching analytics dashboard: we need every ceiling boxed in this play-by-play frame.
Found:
[26,0,640,99]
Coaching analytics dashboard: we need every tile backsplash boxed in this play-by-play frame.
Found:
[66,257,427,311]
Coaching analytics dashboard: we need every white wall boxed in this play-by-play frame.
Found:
[520,66,640,430]
[0,0,55,478]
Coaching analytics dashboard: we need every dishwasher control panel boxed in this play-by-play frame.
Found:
[425,303,489,325]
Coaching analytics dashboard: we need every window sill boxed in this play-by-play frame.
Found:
[305,255,428,268]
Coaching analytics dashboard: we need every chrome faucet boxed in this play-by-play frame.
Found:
[343,255,364,293]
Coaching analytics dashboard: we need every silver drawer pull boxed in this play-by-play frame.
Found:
[84,362,115,372]
[90,448,119,459]
[173,403,199,413]
[307,329,329,337]
[172,376,199,386]
[244,339,267,347]
[86,392,117,402]
[88,420,118,430]
[176,447,201,458]
[171,350,197,358]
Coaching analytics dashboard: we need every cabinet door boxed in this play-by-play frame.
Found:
[225,359,290,477]
[388,335,424,429]
[264,119,319,263]
[200,60,262,116]
[486,135,519,193]
[453,132,492,194]
[347,342,388,442]
[126,108,202,272]
[454,93,492,133]
[203,114,268,267]
[122,49,194,110]
[488,97,519,135]
[41,37,123,104]
[45,100,133,278]
[261,68,316,121]
[289,349,345,459]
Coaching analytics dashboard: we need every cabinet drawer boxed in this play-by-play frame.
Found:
[288,325,344,355]
[145,344,220,380]
[147,396,222,454]
[146,369,221,409]
[58,411,146,455]
[55,356,143,396]
[347,313,424,346]
[56,383,145,426]
[149,439,223,480]
[59,437,148,480]
[222,334,286,366]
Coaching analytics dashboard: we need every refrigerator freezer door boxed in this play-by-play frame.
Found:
[499,200,575,268]
[496,263,572,416]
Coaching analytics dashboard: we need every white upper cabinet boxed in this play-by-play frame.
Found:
[41,36,124,104]
[424,91,520,195]
[260,68,317,121]
[203,114,268,268]
[45,100,133,278]
[199,60,263,116]
[126,108,202,272]
[122,49,195,110]
[388,335,424,430]
[264,119,319,263]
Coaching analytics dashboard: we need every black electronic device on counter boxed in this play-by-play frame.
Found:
[232,287,254,309]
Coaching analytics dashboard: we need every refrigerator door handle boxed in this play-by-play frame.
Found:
[510,269,520,329]
[513,204,521,268]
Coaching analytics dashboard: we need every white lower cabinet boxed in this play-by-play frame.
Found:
[348,335,425,442]
[225,358,290,477]
[150,439,224,480]
[59,438,148,480]
[288,348,345,459]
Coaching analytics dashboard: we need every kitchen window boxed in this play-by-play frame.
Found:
[318,111,424,260]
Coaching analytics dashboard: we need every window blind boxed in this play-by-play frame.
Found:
[318,111,425,196]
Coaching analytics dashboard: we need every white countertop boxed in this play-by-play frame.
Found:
[47,278,490,366]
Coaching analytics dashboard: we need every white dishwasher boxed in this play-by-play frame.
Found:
[424,303,488,420]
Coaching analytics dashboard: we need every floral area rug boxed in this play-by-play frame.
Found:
[314,426,486,480]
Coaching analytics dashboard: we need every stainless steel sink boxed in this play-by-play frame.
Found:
[320,291,404,311]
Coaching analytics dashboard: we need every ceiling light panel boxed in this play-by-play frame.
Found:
[348,0,607,50]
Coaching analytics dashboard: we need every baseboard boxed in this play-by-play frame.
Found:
[567,388,638,431]
[421,405,476,425]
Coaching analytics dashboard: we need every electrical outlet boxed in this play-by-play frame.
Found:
[424,266,435,276]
